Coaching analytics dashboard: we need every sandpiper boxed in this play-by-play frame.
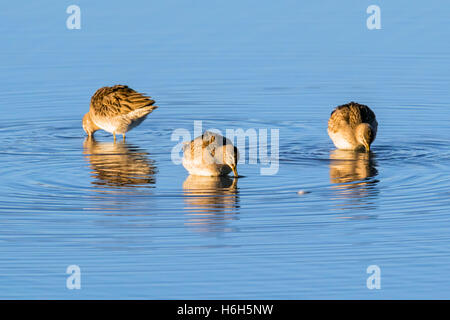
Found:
[182,131,239,177]
[82,85,158,141]
[327,102,378,151]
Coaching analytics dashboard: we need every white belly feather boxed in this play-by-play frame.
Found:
[328,130,357,150]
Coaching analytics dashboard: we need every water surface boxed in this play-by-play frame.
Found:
[1,1,450,298]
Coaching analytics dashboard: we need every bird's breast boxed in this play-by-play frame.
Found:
[328,130,358,150]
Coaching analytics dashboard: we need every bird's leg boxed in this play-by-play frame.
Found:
[113,132,116,143]
[122,134,126,142]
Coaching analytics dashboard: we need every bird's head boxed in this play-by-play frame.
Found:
[355,123,374,152]
[82,113,99,136]
[222,144,239,177]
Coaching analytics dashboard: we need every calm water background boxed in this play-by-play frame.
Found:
[1,0,449,298]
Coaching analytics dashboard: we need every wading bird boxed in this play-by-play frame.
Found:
[327,102,378,151]
[82,85,158,141]
[182,131,239,177]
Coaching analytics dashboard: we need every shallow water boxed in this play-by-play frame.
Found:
[1,1,450,298]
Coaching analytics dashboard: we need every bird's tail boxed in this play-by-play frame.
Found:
[127,105,158,121]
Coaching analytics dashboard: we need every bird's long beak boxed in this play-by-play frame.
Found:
[230,164,238,177]
[363,141,370,152]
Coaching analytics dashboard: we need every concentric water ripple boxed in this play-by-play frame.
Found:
[1,117,449,219]
[1,104,450,299]
[2,0,450,299]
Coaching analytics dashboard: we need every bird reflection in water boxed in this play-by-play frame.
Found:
[329,149,379,213]
[183,175,239,234]
[83,137,156,190]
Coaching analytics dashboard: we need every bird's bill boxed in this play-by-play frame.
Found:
[363,142,370,152]
[230,165,238,177]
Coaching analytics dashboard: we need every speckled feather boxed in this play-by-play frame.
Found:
[327,102,378,150]
[182,131,239,176]
[90,85,157,118]
[328,102,377,132]
[84,85,158,136]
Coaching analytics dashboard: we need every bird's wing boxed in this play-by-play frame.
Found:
[90,85,157,118]
[355,103,377,127]
[328,105,352,133]
[329,102,377,131]
[184,132,228,160]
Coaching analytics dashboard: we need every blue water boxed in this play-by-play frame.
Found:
[1,0,450,299]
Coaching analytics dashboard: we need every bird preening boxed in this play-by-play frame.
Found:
[82,85,158,142]
[327,102,378,152]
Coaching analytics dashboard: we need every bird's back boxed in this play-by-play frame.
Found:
[90,85,157,118]
[182,131,237,176]
[328,102,377,132]
[184,131,229,160]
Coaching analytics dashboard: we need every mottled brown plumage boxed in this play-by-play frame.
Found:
[82,85,158,141]
[327,102,378,151]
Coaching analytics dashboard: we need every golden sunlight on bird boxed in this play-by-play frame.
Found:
[82,85,158,141]
[182,131,239,177]
[327,102,378,151]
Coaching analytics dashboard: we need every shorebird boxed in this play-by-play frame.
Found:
[182,131,239,177]
[327,102,378,151]
[82,85,158,141]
